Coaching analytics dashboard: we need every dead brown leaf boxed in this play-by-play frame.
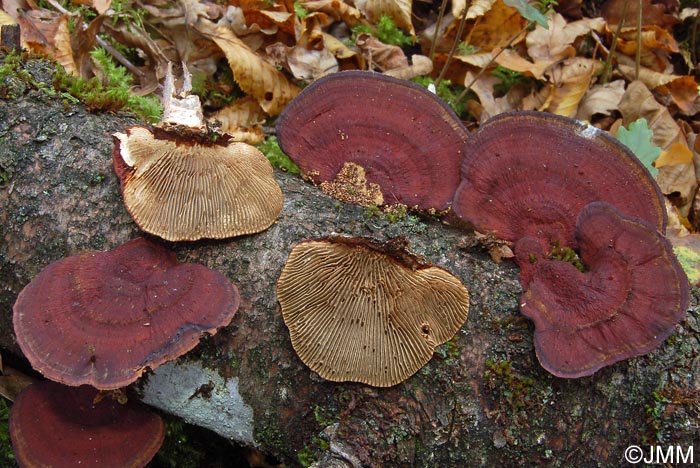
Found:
[467,0,525,51]
[601,0,680,29]
[576,79,625,122]
[526,13,604,66]
[356,32,408,71]
[384,54,433,79]
[210,96,266,144]
[615,26,679,73]
[618,80,687,149]
[542,57,599,117]
[355,0,414,38]
[301,0,362,27]
[206,24,300,115]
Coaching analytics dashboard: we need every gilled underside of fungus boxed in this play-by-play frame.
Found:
[10,380,164,468]
[453,111,667,250]
[516,202,689,378]
[13,237,240,389]
[275,71,470,212]
[113,125,283,242]
[276,236,470,387]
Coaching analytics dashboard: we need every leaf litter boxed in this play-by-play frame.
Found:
[3,0,700,273]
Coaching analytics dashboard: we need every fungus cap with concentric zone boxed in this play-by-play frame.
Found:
[12,237,240,389]
[516,202,689,378]
[275,71,470,211]
[10,380,165,468]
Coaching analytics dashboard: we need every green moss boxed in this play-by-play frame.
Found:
[256,136,300,174]
[483,359,539,425]
[0,398,16,466]
[52,48,162,123]
[155,418,204,468]
[411,76,467,117]
[352,15,413,47]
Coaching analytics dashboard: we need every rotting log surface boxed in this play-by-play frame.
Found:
[1,59,699,468]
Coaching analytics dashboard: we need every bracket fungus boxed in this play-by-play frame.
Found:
[517,202,689,378]
[453,111,667,250]
[10,380,164,468]
[112,126,283,241]
[13,237,240,390]
[275,70,470,211]
[276,236,470,387]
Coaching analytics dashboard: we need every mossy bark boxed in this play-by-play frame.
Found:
[1,57,699,468]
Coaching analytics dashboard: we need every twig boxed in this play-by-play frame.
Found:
[635,0,642,80]
[600,0,628,84]
[435,5,468,88]
[428,0,449,61]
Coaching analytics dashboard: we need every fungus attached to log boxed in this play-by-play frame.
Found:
[275,70,470,211]
[453,111,667,250]
[516,202,689,378]
[112,126,283,242]
[13,238,240,390]
[276,236,470,387]
[10,380,164,468]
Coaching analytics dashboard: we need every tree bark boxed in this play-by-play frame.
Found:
[1,58,699,468]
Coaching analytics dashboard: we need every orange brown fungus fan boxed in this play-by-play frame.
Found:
[453,111,667,250]
[275,71,470,211]
[112,126,283,242]
[13,237,240,390]
[276,236,470,387]
[516,202,689,378]
[10,380,164,468]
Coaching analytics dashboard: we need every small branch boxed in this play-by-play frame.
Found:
[435,5,468,88]
[428,0,449,61]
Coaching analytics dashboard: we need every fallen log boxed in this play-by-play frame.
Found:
[1,58,698,468]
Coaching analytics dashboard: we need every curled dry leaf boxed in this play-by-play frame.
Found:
[464,0,497,19]
[356,33,408,71]
[615,26,679,73]
[618,80,687,150]
[301,0,362,26]
[355,0,414,37]
[384,54,433,80]
[209,96,266,144]
[467,0,525,51]
[526,13,604,67]
[542,57,599,117]
[206,25,300,115]
[576,79,626,122]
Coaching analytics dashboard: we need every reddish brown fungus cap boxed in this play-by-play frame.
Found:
[10,380,164,468]
[113,126,283,241]
[517,202,689,378]
[277,236,470,387]
[13,238,239,390]
[275,71,470,211]
[453,111,666,249]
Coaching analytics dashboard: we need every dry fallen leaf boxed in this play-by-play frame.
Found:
[209,96,266,144]
[206,24,300,115]
[355,0,414,38]
[542,57,599,117]
[618,80,687,150]
[576,79,625,122]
